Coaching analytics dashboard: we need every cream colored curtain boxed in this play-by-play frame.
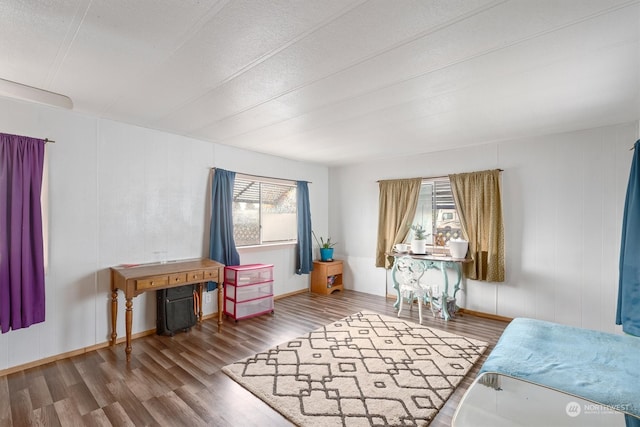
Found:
[376,178,422,269]
[449,169,505,282]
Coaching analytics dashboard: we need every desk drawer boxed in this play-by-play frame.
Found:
[186,270,204,282]
[169,273,187,285]
[136,275,169,290]
[326,264,342,276]
[203,269,219,281]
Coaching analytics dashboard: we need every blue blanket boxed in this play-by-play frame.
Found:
[479,318,640,419]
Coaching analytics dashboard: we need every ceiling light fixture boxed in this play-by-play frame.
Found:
[0,78,73,109]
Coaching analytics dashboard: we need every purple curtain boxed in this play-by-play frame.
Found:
[0,133,46,333]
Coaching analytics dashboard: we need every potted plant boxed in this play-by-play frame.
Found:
[312,231,337,261]
[410,224,429,254]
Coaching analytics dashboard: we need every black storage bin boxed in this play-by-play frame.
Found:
[156,284,197,336]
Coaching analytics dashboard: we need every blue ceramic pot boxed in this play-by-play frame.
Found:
[320,248,334,262]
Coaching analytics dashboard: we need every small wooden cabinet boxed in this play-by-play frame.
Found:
[311,260,344,294]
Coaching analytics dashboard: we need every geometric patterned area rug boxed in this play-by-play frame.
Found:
[222,311,488,426]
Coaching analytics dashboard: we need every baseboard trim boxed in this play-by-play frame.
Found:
[1,297,512,377]
[0,311,222,378]
[386,293,512,323]
[275,289,308,300]
[0,296,303,377]
[457,308,512,323]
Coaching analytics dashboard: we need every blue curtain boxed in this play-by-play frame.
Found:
[209,169,240,286]
[296,181,313,274]
[618,140,640,427]
[617,139,640,337]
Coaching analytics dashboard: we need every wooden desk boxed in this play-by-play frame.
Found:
[110,258,225,361]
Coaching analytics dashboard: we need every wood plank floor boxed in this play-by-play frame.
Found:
[0,290,508,426]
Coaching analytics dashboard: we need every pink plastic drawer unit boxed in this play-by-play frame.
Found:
[226,282,273,302]
[224,264,274,321]
[225,297,274,321]
[224,264,273,286]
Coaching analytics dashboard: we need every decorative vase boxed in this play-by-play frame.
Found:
[449,239,468,259]
[411,239,427,254]
[320,247,334,262]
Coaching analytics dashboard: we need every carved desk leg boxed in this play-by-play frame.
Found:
[217,283,224,333]
[391,262,401,309]
[125,298,133,362]
[451,263,463,299]
[197,283,204,322]
[110,289,118,345]
[440,263,452,321]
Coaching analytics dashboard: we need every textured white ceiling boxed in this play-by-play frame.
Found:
[1,0,639,166]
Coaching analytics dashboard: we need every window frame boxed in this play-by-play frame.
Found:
[411,177,462,248]
[232,174,298,248]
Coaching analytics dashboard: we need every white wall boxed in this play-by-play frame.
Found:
[0,97,328,371]
[330,122,639,334]
[0,91,636,371]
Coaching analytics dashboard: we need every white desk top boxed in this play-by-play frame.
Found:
[387,251,469,262]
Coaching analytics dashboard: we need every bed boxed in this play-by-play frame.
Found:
[478,318,640,423]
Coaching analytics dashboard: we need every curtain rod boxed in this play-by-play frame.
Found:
[211,167,311,184]
[0,132,55,143]
[377,169,503,182]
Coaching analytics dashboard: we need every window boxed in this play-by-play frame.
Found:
[232,175,297,246]
[411,178,462,245]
